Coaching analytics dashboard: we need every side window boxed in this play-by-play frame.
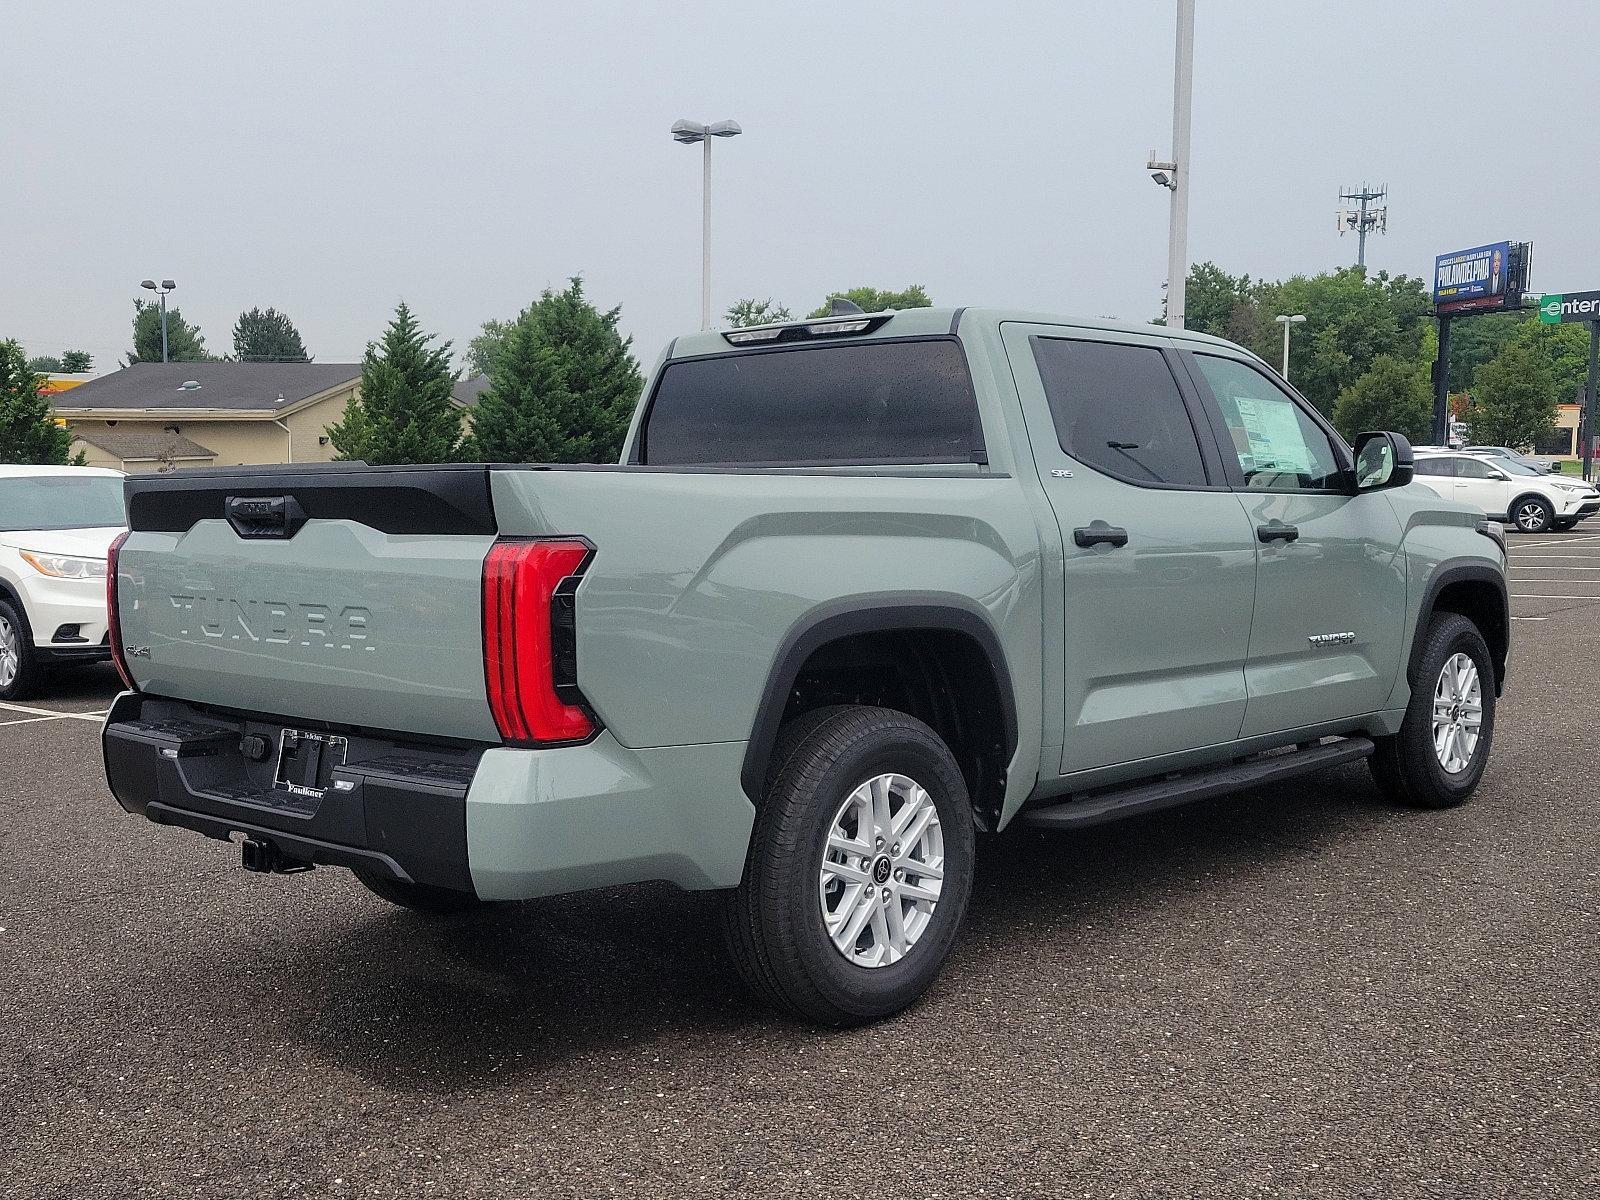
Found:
[1455,457,1497,479]
[1190,355,1345,491]
[1413,457,1457,477]
[1030,338,1208,487]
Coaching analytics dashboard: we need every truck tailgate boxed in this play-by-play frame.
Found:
[115,465,499,742]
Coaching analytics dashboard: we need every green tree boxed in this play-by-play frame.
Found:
[1445,311,1528,392]
[468,278,642,464]
[26,354,63,373]
[1469,341,1556,448]
[1331,355,1433,444]
[464,318,514,377]
[725,298,793,327]
[1505,319,1591,406]
[127,298,210,363]
[232,307,310,362]
[61,350,92,372]
[1251,267,1432,416]
[0,340,73,464]
[327,302,463,465]
[806,284,931,318]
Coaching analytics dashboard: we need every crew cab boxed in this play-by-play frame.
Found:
[101,308,1509,1024]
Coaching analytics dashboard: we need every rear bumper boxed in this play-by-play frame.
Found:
[102,694,755,901]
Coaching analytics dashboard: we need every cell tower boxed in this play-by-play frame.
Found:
[1336,184,1388,268]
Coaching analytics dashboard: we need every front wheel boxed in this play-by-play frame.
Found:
[1511,496,1554,533]
[0,599,44,702]
[1369,613,1496,808]
[722,706,976,1025]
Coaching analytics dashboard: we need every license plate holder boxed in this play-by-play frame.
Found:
[273,729,348,799]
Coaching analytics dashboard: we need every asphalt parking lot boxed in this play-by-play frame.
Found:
[3,531,1597,1199]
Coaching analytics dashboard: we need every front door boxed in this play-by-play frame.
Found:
[1001,325,1259,776]
[1182,353,1408,736]
[1451,455,1513,518]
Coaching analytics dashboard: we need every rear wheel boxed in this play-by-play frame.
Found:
[1369,613,1495,809]
[352,868,489,915]
[722,705,976,1025]
[1511,496,1554,533]
[1552,518,1578,532]
[0,599,44,702]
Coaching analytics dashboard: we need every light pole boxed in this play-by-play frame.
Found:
[671,118,742,330]
[1147,0,1194,328]
[1275,313,1306,380]
[139,278,176,362]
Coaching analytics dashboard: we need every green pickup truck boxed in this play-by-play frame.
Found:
[102,306,1508,1024]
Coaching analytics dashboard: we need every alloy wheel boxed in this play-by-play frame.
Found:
[818,772,944,968]
[0,615,17,689]
[1431,651,1483,774]
[1515,502,1548,532]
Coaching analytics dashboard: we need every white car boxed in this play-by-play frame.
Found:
[1412,450,1599,533]
[0,465,127,699]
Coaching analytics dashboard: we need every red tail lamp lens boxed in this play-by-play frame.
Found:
[106,530,136,691]
[482,539,595,745]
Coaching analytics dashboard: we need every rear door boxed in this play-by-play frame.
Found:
[1451,455,1512,518]
[1411,454,1459,500]
[1001,325,1258,776]
[114,465,501,742]
[1182,353,1407,736]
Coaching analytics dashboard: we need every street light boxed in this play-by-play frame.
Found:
[1275,313,1306,380]
[1147,0,1194,328]
[671,118,742,331]
[139,278,176,363]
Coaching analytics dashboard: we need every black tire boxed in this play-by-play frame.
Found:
[0,597,45,702]
[722,705,976,1025]
[1510,495,1554,533]
[352,868,489,915]
[1369,612,1495,809]
[1552,518,1578,532]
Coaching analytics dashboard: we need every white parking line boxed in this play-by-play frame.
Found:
[1511,594,1600,600]
[1510,565,1600,570]
[0,714,73,727]
[0,700,106,724]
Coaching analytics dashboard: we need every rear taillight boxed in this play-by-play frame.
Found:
[106,531,137,691]
[481,538,596,746]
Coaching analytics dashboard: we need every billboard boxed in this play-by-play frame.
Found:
[1434,242,1512,312]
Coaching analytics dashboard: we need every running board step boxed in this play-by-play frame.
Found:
[1018,736,1376,831]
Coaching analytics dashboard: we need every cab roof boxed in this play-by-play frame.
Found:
[666,306,1255,360]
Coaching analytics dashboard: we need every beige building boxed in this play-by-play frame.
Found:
[52,362,488,471]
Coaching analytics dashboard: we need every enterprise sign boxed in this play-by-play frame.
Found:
[1538,291,1600,324]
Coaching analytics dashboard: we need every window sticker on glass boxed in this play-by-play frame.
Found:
[1233,396,1315,476]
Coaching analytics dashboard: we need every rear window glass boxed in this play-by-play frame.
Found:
[640,340,983,466]
[1031,337,1208,487]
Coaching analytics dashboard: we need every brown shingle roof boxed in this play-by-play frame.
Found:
[70,426,216,462]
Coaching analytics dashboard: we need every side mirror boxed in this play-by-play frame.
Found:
[1352,431,1414,491]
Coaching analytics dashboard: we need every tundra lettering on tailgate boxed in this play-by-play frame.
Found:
[168,594,375,652]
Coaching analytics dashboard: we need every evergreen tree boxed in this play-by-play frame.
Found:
[127,298,210,363]
[468,278,642,464]
[0,340,73,464]
[27,355,64,373]
[327,302,463,465]
[61,350,93,372]
[232,307,310,362]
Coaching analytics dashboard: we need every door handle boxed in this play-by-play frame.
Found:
[1257,521,1300,544]
[1073,523,1129,548]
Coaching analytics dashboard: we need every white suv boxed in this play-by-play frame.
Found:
[0,465,127,700]
[1412,450,1599,533]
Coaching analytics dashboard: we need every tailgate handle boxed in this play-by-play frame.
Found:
[226,494,307,539]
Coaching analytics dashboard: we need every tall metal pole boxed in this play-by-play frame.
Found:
[1281,320,1292,378]
[1432,315,1453,446]
[701,137,712,332]
[1356,190,1369,269]
[1165,0,1194,330]
[1584,320,1598,482]
[159,291,170,363]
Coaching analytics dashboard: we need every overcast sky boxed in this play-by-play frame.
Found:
[4,1,1597,372]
